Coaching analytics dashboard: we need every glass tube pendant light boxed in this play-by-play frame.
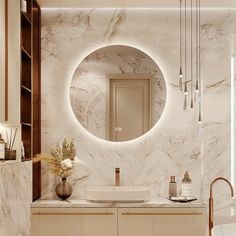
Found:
[179,0,183,90]
[178,0,202,122]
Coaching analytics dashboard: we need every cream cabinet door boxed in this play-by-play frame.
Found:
[118,208,206,236]
[119,208,153,236]
[31,208,117,236]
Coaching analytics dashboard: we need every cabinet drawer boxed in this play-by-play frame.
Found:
[31,208,117,236]
[118,208,206,236]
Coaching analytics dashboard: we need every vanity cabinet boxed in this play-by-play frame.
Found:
[31,207,206,236]
[31,208,117,236]
[118,208,206,236]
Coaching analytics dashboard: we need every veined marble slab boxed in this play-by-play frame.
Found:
[41,8,235,225]
[0,161,32,236]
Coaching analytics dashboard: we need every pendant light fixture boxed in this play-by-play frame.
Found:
[183,0,188,110]
[195,0,199,93]
[179,0,183,90]
[190,0,194,108]
[178,0,202,122]
[197,0,202,123]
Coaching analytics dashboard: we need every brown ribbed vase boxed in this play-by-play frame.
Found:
[55,177,73,200]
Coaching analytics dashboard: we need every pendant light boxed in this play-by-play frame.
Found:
[183,0,188,110]
[179,0,183,90]
[190,0,194,108]
[178,0,202,122]
[195,0,199,93]
[197,0,202,123]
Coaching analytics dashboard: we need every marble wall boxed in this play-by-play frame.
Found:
[0,161,32,236]
[41,8,236,224]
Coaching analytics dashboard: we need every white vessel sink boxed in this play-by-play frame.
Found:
[86,186,151,202]
[212,223,236,236]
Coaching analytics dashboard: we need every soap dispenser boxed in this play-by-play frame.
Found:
[181,171,192,197]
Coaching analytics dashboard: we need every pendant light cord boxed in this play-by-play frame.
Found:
[198,0,201,96]
[180,0,182,74]
[198,0,202,122]
[184,0,187,94]
[190,0,193,107]
[196,0,199,92]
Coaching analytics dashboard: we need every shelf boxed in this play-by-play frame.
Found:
[22,158,32,162]
[0,160,21,166]
[21,85,32,93]
[21,91,32,124]
[21,58,32,89]
[21,122,32,127]
[21,12,32,26]
[21,47,32,60]
[20,0,41,200]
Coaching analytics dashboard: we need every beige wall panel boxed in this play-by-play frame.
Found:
[7,0,20,124]
[0,0,5,122]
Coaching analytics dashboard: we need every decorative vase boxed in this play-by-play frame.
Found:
[55,177,73,200]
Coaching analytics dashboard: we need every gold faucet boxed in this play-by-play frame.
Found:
[115,168,120,186]
[209,177,234,236]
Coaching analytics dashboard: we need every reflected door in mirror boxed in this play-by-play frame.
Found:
[109,78,150,142]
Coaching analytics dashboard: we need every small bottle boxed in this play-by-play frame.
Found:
[115,168,120,186]
[181,171,192,197]
[169,176,177,198]
[21,0,27,14]
[0,133,5,161]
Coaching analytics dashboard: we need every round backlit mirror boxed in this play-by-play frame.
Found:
[70,45,166,142]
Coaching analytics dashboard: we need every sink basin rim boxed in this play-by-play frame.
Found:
[86,186,151,202]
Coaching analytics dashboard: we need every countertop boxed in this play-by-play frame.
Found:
[31,198,206,208]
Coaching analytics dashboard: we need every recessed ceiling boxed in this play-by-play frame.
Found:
[38,0,235,9]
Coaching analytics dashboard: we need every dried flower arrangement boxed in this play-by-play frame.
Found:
[35,139,79,178]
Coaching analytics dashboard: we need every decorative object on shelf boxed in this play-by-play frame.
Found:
[5,150,16,160]
[55,177,73,200]
[4,127,18,161]
[21,0,27,14]
[35,139,80,200]
[178,0,202,123]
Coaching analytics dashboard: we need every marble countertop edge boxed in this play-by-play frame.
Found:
[31,198,206,208]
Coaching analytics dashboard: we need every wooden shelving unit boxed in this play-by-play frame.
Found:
[20,0,41,200]
[32,0,41,201]
[21,0,32,161]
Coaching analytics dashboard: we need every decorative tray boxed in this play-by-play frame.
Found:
[168,196,197,203]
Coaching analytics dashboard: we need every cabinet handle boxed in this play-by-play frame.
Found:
[32,212,114,216]
[122,212,203,216]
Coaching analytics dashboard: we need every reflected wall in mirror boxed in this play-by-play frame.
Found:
[70,45,166,141]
